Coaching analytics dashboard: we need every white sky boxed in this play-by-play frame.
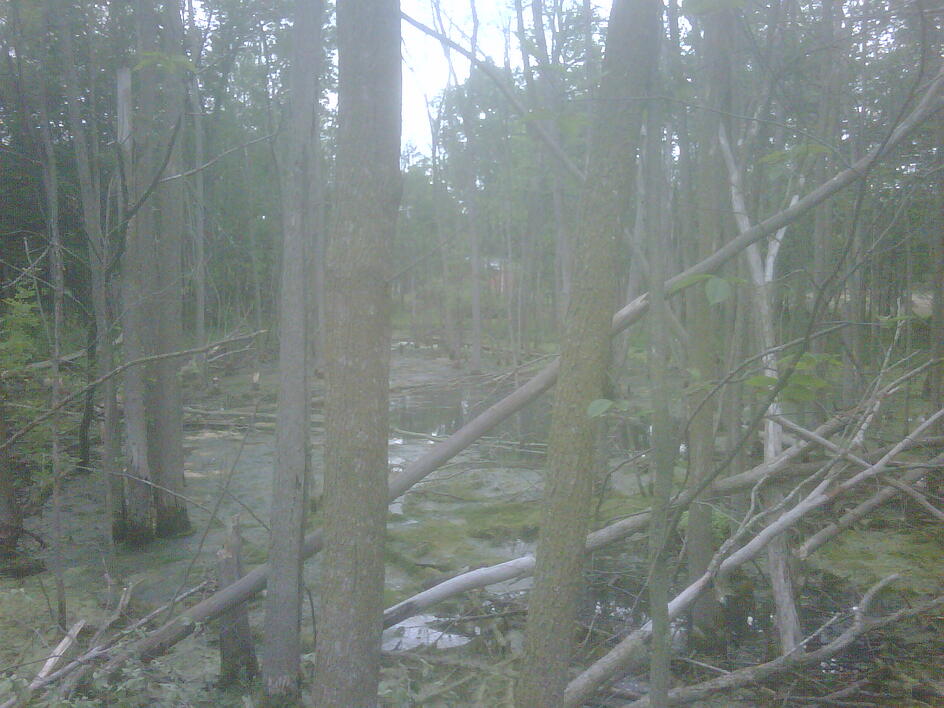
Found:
[400,0,515,153]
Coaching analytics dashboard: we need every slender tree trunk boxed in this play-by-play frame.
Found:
[812,0,841,379]
[684,9,731,643]
[427,104,461,361]
[930,120,944,409]
[516,1,658,705]
[722,136,803,653]
[465,140,484,373]
[261,1,320,700]
[311,1,401,705]
[39,104,67,630]
[187,0,207,363]
[30,12,68,625]
[644,89,675,706]
[0,408,18,557]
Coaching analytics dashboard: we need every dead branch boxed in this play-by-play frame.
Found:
[622,577,944,707]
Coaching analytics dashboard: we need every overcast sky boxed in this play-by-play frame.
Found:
[400,0,514,153]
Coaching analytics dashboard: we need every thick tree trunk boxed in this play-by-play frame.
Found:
[118,1,191,544]
[643,88,675,705]
[260,0,320,701]
[310,1,401,705]
[515,1,659,705]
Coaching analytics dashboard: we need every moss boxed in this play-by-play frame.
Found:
[461,500,541,542]
[807,528,944,595]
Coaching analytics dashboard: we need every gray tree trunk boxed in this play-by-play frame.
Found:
[186,0,207,364]
[931,120,944,409]
[260,0,320,701]
[643,86,674,706]
[310,1,401,705]
[516,1,659,705]
[684,9,731,645]
[118,0,191,544]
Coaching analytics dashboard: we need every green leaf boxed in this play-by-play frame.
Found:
[587,399,614,418]
[705,276,733,305]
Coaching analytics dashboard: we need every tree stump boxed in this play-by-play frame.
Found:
[217,517,257,685]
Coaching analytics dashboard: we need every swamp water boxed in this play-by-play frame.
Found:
[0,351,562,704]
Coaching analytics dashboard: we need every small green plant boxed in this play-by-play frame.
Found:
[0,285,44,370]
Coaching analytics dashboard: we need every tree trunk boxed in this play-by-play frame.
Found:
[186,0,207,368]
[260,0,320,701]
[310,1,401,705]
[427,104,462,361]
[219,518,257,686]
[684,8,731,645]
[931,120,944,409]
[516,1,658,705]
[118,0,191,544]
[0,409,18,557]
[643,86,675,706]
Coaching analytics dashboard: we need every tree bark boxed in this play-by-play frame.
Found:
[186,0,207,368]
[684,7,731,646]
[260,0,320,701]
[516,1,659,705]
[643,84,673,705]
[219,518,257,686]
[118,0,191,544]
[310,1,401,705]
[929,119,943,410]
